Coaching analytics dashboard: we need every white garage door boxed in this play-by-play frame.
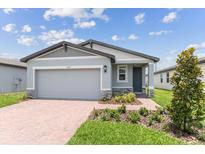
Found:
[36,69,101,100]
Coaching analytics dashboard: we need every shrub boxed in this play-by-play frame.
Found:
[110,110,120,121]
[117,104,126,114]
[156,107,164,115]
[197,132,205,141]
[124,92,136,103]
[162,123,170,132]
[138,107,149,117]
[128,111,140,123]
[101,114,110,121]
[169,47,205,132]
[92,108,100,118]
[148,117,154,126]
[102,108,120,122]
[114,92,136,104]
[149,112,164,123]
[114,95,124,103]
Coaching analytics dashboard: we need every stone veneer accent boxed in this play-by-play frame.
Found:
[112,87,133,96]
[101,90,112,99]
[26,89,36,98]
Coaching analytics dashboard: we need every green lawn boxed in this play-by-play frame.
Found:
[0,92,27,108]
[151,88,173,107]
[68,120,183,145]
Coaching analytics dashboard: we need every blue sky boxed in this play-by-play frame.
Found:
[0,8,205,69]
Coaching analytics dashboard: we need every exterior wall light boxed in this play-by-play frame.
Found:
[103,65,107,73]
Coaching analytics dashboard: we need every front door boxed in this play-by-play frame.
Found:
[133,67,142,92]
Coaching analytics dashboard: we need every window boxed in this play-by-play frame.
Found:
[117,65,128,82]
[166,72,170,83]
[160,73,163,83]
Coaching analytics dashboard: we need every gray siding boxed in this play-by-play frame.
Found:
[112,64,133,88]
[0,65,26,93]
[154,63,205,91]
[40,47,94,58]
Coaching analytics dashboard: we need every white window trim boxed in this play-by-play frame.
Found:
[117,65,128,83]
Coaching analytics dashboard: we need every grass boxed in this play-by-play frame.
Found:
[0,92,27,108]
[68,120,184,145]
[151,88,173,107]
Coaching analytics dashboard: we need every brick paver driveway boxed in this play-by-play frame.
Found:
[0,99,98,145]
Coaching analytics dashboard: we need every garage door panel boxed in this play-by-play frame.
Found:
[36,69,100,100]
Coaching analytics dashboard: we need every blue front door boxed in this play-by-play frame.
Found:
[133,67,142,92]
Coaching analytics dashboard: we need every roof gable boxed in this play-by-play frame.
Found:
[21,41,115,62]
[79,39,159,62]
[39,46,95,58]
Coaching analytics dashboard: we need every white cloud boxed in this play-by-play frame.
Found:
[17,35,35,46]
[21,24,32,32]
[2,23,16,32]
[40,25,46,30]
[2,8,14,14]
[112,35,123,41]
[38,29,84,45]
[186,42,205,50]
[74,20,96,29]
[43,8,109,21]
[149,30,172,36]
[128,34,138,40]
[162,12,177,24]
[134,13,145,25]
[91,8,109,21]
[157,41,205,70]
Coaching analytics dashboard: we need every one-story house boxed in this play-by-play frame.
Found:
[154,57,205,90]
[21,39,159,100]
[0,58,27,93]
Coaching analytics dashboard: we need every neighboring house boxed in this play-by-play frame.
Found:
[21,39,159,100]
[154,57,205,90]
[0,58,27,93]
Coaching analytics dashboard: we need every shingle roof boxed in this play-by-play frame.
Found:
[20,41,115,63]
[154,56,205,74]
[0,58,26,68]
[79,39,160,62]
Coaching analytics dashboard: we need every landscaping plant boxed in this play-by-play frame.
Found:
[114,92,136,104]
[128,111,140,123]
[117,104,126,114]
[139,107,149,117]
[169,47,205,132]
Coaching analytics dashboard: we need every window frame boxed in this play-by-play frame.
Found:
[166,72,170,83]
[160,73,163,83]
[117,65,128,83]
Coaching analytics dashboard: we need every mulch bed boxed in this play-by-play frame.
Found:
[98,98,142,105]
[89,109,205,144]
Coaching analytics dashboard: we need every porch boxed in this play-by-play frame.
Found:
[112,63,155,97]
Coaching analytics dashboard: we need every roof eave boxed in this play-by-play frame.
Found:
[20,41,115,63]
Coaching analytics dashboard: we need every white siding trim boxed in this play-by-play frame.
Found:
[32,45,99,61]
[32,56,105,61]
[112,86,133,89]
[28,65,111,91]
[117,65,128,83]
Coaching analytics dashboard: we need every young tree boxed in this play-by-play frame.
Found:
[169,47,205,132]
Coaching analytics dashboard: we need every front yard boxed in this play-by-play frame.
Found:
[68,120,183,145]
[151,88,173,107]
[0,92,27,108]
